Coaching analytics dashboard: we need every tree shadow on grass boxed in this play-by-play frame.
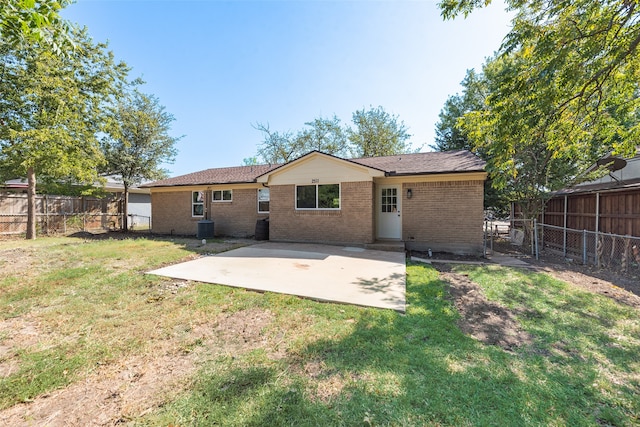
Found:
[465,266,640,369]
[158,264,637,426]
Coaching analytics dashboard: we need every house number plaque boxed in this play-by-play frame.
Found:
[311,178,319,183]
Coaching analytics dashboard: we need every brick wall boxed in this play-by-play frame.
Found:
[269,181,375,244]
[151,179,484,253]
[210,188,268,237]
[151,189,267,237]
[402,180,485,254]
[151,191,196,235]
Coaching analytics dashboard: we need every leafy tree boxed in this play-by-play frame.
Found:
[101,90,180,231]
[242,156,258,166]
[253,122,301,164]
[438,0,640,218]
[253,107,415,163]
[0,29,129,239]
[348,106,413,157]
[433,69,486,153]
[297,115,349,157]
[1,0,73,54]
[433,69,509,213]
[254,115,349,164]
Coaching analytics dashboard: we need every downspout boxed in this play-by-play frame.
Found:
[205,187,211,220]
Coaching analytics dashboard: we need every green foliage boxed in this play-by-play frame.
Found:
[254,115,348,164]
[0,28,129,238]
[254,107,415,163]
[437,0,640,217]
[299,115,349,157]
[432,69,485,153]
[37,180,108,197]
[433,70,508,213]
[348,105,413,158]
[242,156,258,166]
[0,0,73,54]
[101,89,180,229]
[101,89,179,189]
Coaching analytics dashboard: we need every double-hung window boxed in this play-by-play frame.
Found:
[296,184,340,209]
[258,188,270,213]
[192,191,204,217]
[213,190,232,202]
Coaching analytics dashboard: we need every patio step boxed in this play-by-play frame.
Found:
[365,241,406,253]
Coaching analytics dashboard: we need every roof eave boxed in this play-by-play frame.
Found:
[384,169,486,177]
[256,150,386,182]
[143,179,257,189]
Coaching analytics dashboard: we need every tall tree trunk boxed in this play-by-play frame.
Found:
[26,166,37,240]
[123,184,129,232]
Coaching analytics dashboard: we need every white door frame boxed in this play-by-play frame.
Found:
[376,185,402,240]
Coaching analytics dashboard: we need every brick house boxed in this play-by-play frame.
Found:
[143,150,487,254]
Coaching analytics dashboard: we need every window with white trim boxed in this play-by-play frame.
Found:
[258,188,270,213]
[212,189,232,202]
[296,184,340,209]
[192,191,204,217]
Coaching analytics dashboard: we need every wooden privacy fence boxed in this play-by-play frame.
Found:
[0,194,121,235]
[543,189,640,237]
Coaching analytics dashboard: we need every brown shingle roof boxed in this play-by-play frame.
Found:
[350,150,485,175]
[144,150,484,188]
[143,164,280,188]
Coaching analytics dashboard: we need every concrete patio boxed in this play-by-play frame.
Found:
[147,242,406,312]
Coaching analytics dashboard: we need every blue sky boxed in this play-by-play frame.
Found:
[62,0,513,177]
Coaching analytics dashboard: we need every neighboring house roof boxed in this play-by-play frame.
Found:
[102,176,151,195]
[2,176,151,194]
[1,178,28,189]
[143,150,485,188]
[554,148,640,196]
[554,177,640,196]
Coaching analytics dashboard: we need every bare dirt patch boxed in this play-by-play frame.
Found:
[432,248,640,352]
[0,307,279,427]
[492,240,640,303]
[525,257,640,310]
[0,247,39,277]
[0,349,197,426]
[435,264,534,351]
[0,317,42,378]
[212,308,284,359]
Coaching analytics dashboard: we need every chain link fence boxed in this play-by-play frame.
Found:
[0,194,152,236]
[126,214,151,232]
[0,213,152,235]
[484,217,640,274]
[0,213,122,235]
[484,218,538,258]
[540,224,640,272]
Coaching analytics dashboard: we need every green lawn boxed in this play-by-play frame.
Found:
[0,236,638,426]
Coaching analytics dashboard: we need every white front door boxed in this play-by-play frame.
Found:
[377,185,401,239]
